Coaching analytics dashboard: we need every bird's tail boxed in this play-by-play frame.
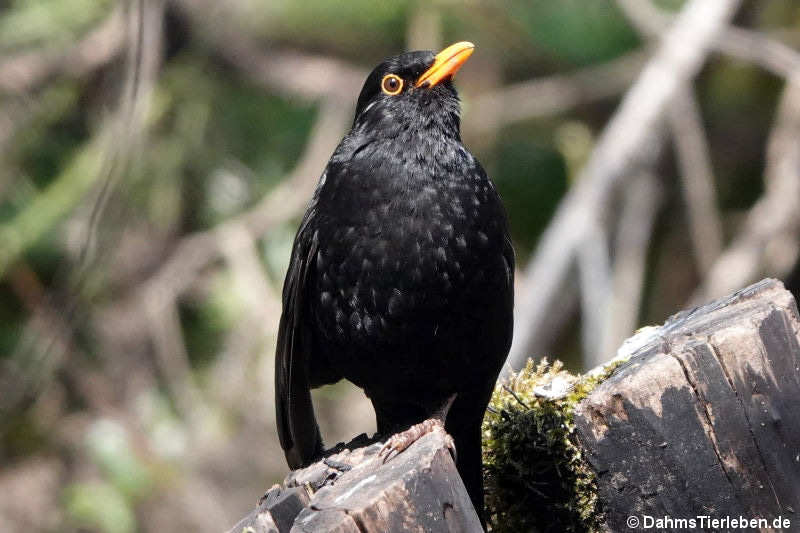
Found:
[275,366,323,469]
[275,314,323,469]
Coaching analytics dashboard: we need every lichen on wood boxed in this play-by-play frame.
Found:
[482,355,629,532]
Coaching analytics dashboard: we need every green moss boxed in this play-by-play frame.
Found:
[482,357,627,532]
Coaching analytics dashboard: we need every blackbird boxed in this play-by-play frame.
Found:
[275,41,514,521]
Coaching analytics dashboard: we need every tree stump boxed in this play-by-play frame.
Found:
[228,278,800,532]
[226,430,481,533]
[574,277,800,531]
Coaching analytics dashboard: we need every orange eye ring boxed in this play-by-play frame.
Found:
[381,74,404,95]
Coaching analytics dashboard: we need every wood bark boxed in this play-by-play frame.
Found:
[575,278,800,530]
[226,431,481,533]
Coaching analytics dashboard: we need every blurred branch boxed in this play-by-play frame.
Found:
[614,0,682,35]
[0,264,74,414]
[78,0,166,269]
[0,5,125,94]
[119,98,350,448]
[507,0,741,372]
[143,294,211,427]
[616,0,725,276]
[601,173,662,361]
[217,224,282,331]
[172,0,365,104]
[0,0,164,415]
[713,27,800,78]
[616,0,800,302]
[474,50,651,367]
[215,44,365,105]
[576,225,611,368]
[0,0,164,278]
[467,51,646,134]
[210,223,281,412]
[616,0,800,78]
[668,87,724,275]
[0,139,107,277]
[406,3,442,52]
[135,98,351,315]
[694,78,800,301]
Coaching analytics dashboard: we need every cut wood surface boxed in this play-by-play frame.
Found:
[574,278,800,530]
[226,430,481,533]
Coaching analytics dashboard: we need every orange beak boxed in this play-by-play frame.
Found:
[415,41,475,88]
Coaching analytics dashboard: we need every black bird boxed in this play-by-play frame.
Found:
[275,41,514,521]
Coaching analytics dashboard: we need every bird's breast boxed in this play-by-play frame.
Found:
[310,167,508,355]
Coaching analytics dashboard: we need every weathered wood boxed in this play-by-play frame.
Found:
[574,278,800,530]
[227,430,481,533]
[226,485,310,533]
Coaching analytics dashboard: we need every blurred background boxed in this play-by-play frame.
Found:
[0,0,798,531]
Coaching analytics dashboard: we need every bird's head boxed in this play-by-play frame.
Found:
[352,41,474,140]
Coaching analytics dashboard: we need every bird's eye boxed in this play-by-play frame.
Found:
[381,74,404,95]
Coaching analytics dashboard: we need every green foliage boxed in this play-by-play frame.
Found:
[510,0,639,66]
[86,419,153,500]
[701,60,782,210]
[0,136,104,277]
[63,420,156,533]
[0,0,113,52]
[151,55,317,229]
[0,282,25,358]
[179,273,243,369]
[0,409,48,459]
[180,301,227,368]
[240,0,409,60]
[483,358,627,532]
[11,83,86,190]
[493,137,568,256]
[64,480,136,533]
[262,223,297,281]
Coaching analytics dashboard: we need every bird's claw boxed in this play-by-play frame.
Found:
[441,429,457,462]
[377,418,456,464]
[323,457,352,471]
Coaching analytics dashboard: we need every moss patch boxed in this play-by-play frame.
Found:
[482,357,627,532]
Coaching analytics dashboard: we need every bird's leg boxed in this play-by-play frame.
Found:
[378,394,457,463]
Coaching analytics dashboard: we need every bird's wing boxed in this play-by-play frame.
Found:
[275,186,324,469]
[502,232,515,291]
